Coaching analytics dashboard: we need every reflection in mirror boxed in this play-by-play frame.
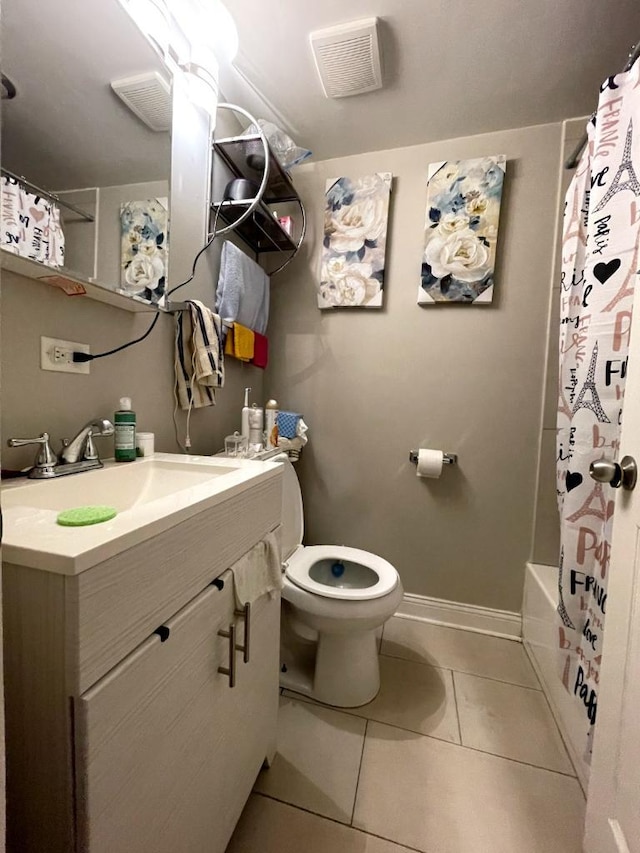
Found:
[1,0,173,305]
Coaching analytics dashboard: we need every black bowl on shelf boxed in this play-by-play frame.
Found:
[223,178,259,201]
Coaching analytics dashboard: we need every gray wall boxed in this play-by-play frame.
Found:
[266,122,564,613]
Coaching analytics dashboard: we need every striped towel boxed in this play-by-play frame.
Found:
[175,300,224,409]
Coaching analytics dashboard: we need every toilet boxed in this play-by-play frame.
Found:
[278,456,403,707]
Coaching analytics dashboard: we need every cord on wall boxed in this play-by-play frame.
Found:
[72,206,223,364]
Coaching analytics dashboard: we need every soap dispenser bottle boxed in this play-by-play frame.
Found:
[114,397,137,462]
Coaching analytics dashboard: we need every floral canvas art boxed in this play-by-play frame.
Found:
[418,156,505,304]
[319,173,392,308]
[120,198,168,303]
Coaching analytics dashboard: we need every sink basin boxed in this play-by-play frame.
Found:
[2,458,239,512]
[1,453,283,575]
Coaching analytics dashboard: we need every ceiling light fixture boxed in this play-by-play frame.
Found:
[120,0,236,119]
[180,47,219,118]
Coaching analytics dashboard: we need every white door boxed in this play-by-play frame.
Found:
[584,310,640,852]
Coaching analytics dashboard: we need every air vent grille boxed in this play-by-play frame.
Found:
[310,18,382,99]
[111,72,171,132]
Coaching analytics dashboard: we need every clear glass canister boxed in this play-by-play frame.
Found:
[224,431,248,457]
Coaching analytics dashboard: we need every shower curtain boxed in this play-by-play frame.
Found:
[557,59,640,762]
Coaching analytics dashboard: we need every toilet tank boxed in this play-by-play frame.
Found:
[279,457,304,561]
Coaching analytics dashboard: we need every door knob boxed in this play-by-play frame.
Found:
[589,456,637,491]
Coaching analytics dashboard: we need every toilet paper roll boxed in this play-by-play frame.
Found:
[416,449,444,478]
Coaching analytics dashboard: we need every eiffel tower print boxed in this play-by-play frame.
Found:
[557,548,575,629]
[593,118,640,212]
[572,341,611,422]
[562,179,587,249]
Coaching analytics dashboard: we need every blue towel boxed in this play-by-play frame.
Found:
[277,411,302,439]
[216,241,270,335]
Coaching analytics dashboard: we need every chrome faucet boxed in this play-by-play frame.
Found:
[8,418,115,479]
[59,418,115,464]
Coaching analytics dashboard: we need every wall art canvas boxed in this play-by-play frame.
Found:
[120,197,168,303]
[418,156,506,304]
[319,172,392,308]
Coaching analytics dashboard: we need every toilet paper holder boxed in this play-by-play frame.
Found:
[409,450,458,465]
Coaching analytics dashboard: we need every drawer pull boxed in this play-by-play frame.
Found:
[211,577,225,591]
[217,623,236,687]
[234,602,251,664]
[153,625,170,642]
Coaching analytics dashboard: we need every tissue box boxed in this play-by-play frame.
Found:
[277,411,301,439]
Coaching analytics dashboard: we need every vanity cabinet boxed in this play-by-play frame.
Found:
[77,572,279,853]
[3,472,282,853]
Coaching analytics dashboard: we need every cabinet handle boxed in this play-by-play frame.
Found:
[234,602,251,664]
[217,623,236,687]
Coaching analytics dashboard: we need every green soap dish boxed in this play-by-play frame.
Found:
[57,506,117,527]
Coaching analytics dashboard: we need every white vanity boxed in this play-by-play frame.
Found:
[2,454,283,853]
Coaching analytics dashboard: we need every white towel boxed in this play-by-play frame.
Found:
[216,241,270,334]
[175,300,224,409]
[230,529,283,608]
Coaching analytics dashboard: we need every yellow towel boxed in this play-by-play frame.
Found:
[224,323,255,361]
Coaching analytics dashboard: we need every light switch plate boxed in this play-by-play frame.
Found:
[40,336,90,374]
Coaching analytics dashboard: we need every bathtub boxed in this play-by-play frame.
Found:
[523,562,589,790]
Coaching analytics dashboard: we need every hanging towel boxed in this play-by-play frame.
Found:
[224,322,255,361]
[175,300,224,409]
[252,332,269,369]
[229,529,283,608]
[0,177,65,267]
[216,241,270,334]
[1,176,23,254]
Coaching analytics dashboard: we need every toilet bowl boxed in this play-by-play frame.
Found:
[278,457,403,707]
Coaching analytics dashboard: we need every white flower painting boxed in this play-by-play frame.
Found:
[418,156,505,304]
[319,173,392,308]
[120,198,168,303]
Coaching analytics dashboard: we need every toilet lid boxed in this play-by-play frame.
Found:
[280,457,304,561]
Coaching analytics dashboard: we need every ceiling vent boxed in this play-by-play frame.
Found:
[111,72,171,132]
[310,18,382,99]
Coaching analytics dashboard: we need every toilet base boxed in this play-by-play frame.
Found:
[280,628,381,708]
[314,629,380,707]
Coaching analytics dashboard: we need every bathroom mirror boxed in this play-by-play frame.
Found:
[1,0,173,306]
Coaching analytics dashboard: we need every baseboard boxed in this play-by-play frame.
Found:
[395,592,522,641]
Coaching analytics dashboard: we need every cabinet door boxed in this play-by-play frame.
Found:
[76,572,248,853]
[230,588,281,776]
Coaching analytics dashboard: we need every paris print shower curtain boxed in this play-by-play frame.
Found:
[557,60,640,761]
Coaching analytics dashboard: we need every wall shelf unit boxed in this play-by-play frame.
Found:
[210,107,306,275]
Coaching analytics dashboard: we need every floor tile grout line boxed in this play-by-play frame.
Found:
[448,666,544,693]
[450,670,464,745]
[455,738,578,779]
[281,690,460,745]
[253,790,425,853]
[379,649,542,691]
[279,692,577,779]
[350,718,368,826]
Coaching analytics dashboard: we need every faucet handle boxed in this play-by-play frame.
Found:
[83,427,113,462]
[7,432,57,476]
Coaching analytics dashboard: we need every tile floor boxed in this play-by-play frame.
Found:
[226,617,585,853]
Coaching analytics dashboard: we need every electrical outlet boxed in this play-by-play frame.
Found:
[40,336,90,374]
